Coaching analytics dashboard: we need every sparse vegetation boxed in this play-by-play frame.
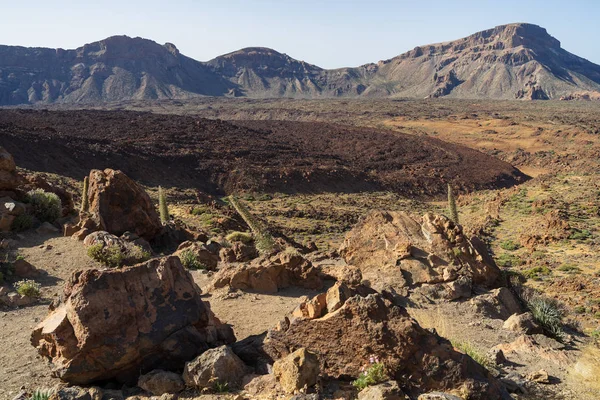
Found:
[15,279,41,298]
[81,176,89,213]
[527,295,566,341]
[11,214,33,232]
[451,340,493,370]
[88,244,124,268]
[558,263,582,273]
[213,381,229,393]
[523,266,552,280]
[179,249,206,270]
[158,186,169,224]
[29,389,52,400]
[352,355,387,391]
[229,195,275,254]
[499,239,521,251]
[87,243,150,268]
[225,231,253,244]
[447,183,459,224]
[496,253,522,268]
[27,189,62,222]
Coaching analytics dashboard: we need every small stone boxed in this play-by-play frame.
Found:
[526,369,551,384]
[359,380,405,399]
[273,348,320,394]
[487,348,507,365]
[503,312,542,334]
[138,369,185,395]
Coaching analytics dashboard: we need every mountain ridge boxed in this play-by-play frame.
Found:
[1,23,599,104]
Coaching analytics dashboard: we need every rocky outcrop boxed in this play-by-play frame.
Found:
[31,256,234,384]
[0,146,20,191]
[86,169,162,240]
[212,252,323,293]
[263,293,509,399]
[339,211,501,299]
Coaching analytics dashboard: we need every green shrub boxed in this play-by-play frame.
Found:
[496,253,522,268]
[87,244,124,268]
[213,381,229,393]
[499,240,521,251]
[527,295,565,341]
[352,356,387,391]
[574,305,586,314]
[225,231,253,244]
[569,229,592,241]
[558,263,582,273]
[127,245,151,264]
[11,214,34,232]
[179,249,206,270]
[451,340,493,370]
[29,389,52,400]
[15,279,41,297]
[27,189,62,222]
[523,266,552,280]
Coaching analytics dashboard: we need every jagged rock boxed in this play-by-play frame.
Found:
[72,228,91,241]
[470,288,523,319]
[183,345,247,390]
[273,348,319,394]
[503,313,542,334]
[292,293,327,320]
[487,349,507,365]
[13,258,40,278]
[263,293,508,399]
[86,169,161,240]
[64,223,80,237]
[174,241,219,270]
[0,147,20,190]
[326,282,355,313]
[358,381,405,399]
[138,369,185,395]
[339,211,501,298]
[31,256,235,384]
[212,252,322,293]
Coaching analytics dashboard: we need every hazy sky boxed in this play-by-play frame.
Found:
[1,0,599,68]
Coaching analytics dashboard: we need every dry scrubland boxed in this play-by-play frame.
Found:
[1,98,600,400]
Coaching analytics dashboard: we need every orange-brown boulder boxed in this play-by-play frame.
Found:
[263,294,509,399]
[31,256,234,385]
[339,211,501,298]
[86,169,161,240]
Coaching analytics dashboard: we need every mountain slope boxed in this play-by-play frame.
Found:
[1,23,599,104]
[0,36,233,105]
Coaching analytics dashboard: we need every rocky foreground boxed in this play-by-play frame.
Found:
[0,145,597,400]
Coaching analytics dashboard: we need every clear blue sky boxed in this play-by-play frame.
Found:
[1,0,599,68]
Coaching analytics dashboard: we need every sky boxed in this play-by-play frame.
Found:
[1,0,599,69]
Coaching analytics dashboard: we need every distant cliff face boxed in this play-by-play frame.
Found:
[1,23,599,105]
[0,36,232,105]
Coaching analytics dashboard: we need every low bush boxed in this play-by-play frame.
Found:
[352,355,387,391]
[496,253,522,268]
[499,240,521,251]
[179,249,206,270]
[27,189,62,222]
[558,263,582,273]
[15,279,41,297]
[522,266,552,280]
[11,214,34,232]
[225,231,253,244]
[29,389,52,400]
[88,243,149,268]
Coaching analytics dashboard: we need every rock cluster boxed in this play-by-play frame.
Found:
[31,256,234,384]
[339,211,501,299]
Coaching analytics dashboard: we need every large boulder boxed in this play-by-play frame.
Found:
[0,146,20,190]
[339,211,501,297]
[262,293,509,399]
[86,169,161,240]
[31,256,234,384]
[212,252,323,293]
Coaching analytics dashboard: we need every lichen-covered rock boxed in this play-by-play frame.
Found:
[183,345,247,389]
[212,252,322,293]
[339,211,501,297]
[31,256,234,384]
[86,169,161,240]
[273,348,319,394]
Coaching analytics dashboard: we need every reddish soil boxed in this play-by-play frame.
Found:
[0,109,527,196]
